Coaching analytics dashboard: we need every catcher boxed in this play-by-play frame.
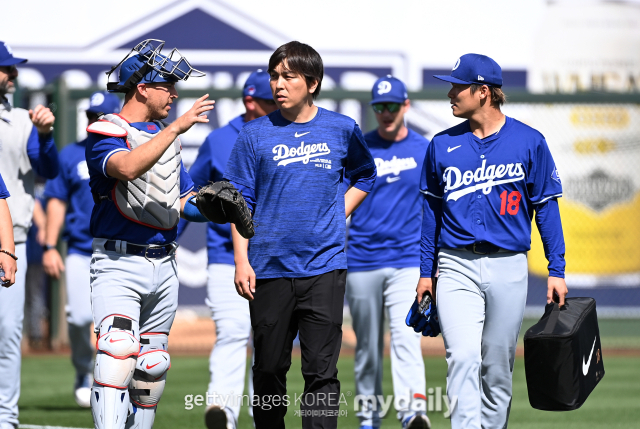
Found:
[85,39,252,429]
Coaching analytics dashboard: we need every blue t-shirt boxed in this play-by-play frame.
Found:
[44,139,94,255]
[85,122,194,245]
[185,115,245,265]
[420,116,564,275]
[347,129,429,272]
[0,172,9,199]
[225,107,377,279]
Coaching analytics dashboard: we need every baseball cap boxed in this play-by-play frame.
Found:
[0,42,27,67]
[243,69,272,100]
[86,91,121,115]
[434,54,503,87]
[370,75,408,105]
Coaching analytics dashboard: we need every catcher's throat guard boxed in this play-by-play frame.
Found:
[106,39,205,93]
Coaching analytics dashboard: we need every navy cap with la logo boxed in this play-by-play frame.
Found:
[370,75,408,105]
[434,53,503,87]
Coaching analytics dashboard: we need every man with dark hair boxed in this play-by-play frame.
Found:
[182,70,277,429]
[418,53,567,428]
[226,41,377,429]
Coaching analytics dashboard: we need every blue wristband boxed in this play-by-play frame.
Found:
[182,195,209,223]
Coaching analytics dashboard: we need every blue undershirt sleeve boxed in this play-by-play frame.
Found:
[182,195,209,223]
[420,194,442,278]
[27,126,59,179]
[534,198,566,278]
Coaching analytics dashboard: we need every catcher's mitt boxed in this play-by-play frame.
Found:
[194,181,255,239]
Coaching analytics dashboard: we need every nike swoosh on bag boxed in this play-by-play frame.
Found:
[294,131,310,138]
[146,362,161,370]
[109,338,126,343]
[582,337,597,376]
[447,145,461,152]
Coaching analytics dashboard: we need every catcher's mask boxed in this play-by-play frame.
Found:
[106,39,205,93]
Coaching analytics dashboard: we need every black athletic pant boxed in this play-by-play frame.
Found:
[249,269,346,429]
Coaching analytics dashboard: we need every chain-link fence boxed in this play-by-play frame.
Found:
[13,82,640,353]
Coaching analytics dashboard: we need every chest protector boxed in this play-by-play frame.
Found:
[89,114,182,230]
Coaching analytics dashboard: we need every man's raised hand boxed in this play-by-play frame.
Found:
[171,94,215,134]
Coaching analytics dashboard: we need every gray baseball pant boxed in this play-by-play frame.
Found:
[0,243,27,429]
[65,253,94,376]
[346,267,426,427]
[436,249,528,429]
[205,263,253,428]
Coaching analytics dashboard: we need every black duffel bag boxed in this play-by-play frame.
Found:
[524,297,605,411]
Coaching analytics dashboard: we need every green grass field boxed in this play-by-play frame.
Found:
[18,352,640,429]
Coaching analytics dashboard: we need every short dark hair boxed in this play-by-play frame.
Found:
[268,41,323,99]
[470,84,507,107]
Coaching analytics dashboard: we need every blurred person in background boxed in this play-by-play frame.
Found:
[24,192,48,351]
[345,76,431,429]
[0,171,17,287]
[43,91,121,408]
[0,41,59,429]
[179,69,277,429]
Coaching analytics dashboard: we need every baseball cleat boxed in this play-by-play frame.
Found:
[204,404,229,429]
[74,373,93,408]
[402,413,431,429]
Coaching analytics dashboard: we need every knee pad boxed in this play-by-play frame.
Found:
[129,333,170,408]
[94,315,140,389]
[91,382,131,429]
[125,402,157,429]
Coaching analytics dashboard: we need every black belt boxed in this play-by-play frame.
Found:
[104,240,175,259]
[464,242,501,255]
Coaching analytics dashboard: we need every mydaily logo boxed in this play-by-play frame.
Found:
[273,142,331,166]
[443,159,525,201]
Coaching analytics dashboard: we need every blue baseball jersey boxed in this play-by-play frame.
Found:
[420,116,564,276]
[225,107,377,279]
[44,139,94,255]
[85,122,194,245]
[185,115,245,265]
[0,172,9,199]
[347,129,429,272]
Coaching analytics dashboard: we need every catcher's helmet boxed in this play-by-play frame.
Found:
[106,39,204,93]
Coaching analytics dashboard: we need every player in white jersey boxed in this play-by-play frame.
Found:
[85,39,214,429]
[0,41,59,429]
[346,76,430,429]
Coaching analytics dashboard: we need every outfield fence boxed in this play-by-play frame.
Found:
[12,81,640,352]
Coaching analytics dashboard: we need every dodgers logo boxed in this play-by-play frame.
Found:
[377,81,392,95]
[4,43,12,55]
[443,160,525,201]
[90,92,105,106]
[375,156,418,177]
[273,142,331,166]
[551,167,561,184]
[452,58,461,71]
